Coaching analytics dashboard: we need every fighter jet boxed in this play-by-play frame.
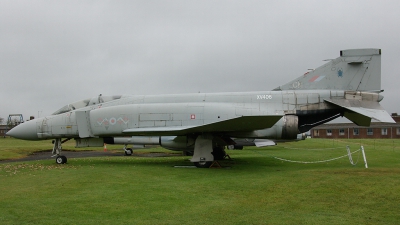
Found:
[7,48,394,167]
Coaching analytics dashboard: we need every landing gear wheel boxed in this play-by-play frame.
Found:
[194,161,213,168]
[124,148,133,156]
[56,155,67,164]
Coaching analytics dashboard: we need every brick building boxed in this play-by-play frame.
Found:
[311,114,400,139]
[0,125,8,137]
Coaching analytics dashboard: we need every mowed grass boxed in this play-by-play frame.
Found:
[0,138,399,224]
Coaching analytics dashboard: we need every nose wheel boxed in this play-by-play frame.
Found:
[124,147,133,156]
[123,144,133,156]
[56,155,68,164]
[52,138,69,164]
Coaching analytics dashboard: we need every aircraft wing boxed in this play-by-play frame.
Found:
[324,98,395,126]
[123,115,283,136]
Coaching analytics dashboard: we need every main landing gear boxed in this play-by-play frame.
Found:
[191,134,229,168]
[52,138,70,164]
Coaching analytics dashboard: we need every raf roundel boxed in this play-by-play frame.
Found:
[109,117,117,125]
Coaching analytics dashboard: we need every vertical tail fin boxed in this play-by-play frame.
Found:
[274,49,381,91]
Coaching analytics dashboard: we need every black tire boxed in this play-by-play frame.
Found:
[124,148,133,156]
[56,155,67,164]
[194,161,213,168]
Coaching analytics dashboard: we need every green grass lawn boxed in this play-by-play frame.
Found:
[0,138,399,224]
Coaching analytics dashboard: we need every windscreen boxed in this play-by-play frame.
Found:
[52,95,123,115]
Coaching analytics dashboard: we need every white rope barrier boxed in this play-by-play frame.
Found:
[346,146,360,165]
[282,147,343,150]
[274,145,368,168]
[361,146,368,168]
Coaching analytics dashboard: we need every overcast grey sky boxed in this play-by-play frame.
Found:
[1,0,399,122]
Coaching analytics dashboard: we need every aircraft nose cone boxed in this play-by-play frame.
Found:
[6,120,39,140]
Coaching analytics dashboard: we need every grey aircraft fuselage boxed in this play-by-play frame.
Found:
[38,90,338,140]
[7,48,394,167]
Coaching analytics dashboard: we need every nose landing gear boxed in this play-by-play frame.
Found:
[52,138,71,164]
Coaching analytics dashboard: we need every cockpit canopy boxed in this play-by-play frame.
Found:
[52,95,123,115]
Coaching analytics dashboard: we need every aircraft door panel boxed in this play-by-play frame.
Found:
[139,113,171,128]
[282,93,296,113]
[295,93,308,105]
[307,93,320,104]
[76,111,93,138]
[37,118,51,138]
[64,112,77,136]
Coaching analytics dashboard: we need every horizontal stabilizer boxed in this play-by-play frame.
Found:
[123,115,282,136]
[325,98,395,126]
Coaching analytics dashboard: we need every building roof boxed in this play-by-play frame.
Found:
[313,116,400,129]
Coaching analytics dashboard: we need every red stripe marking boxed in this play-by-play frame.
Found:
[309,75,319,82]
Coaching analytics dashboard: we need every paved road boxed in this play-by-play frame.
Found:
[0,150,180,164]
[0,150,120,163]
